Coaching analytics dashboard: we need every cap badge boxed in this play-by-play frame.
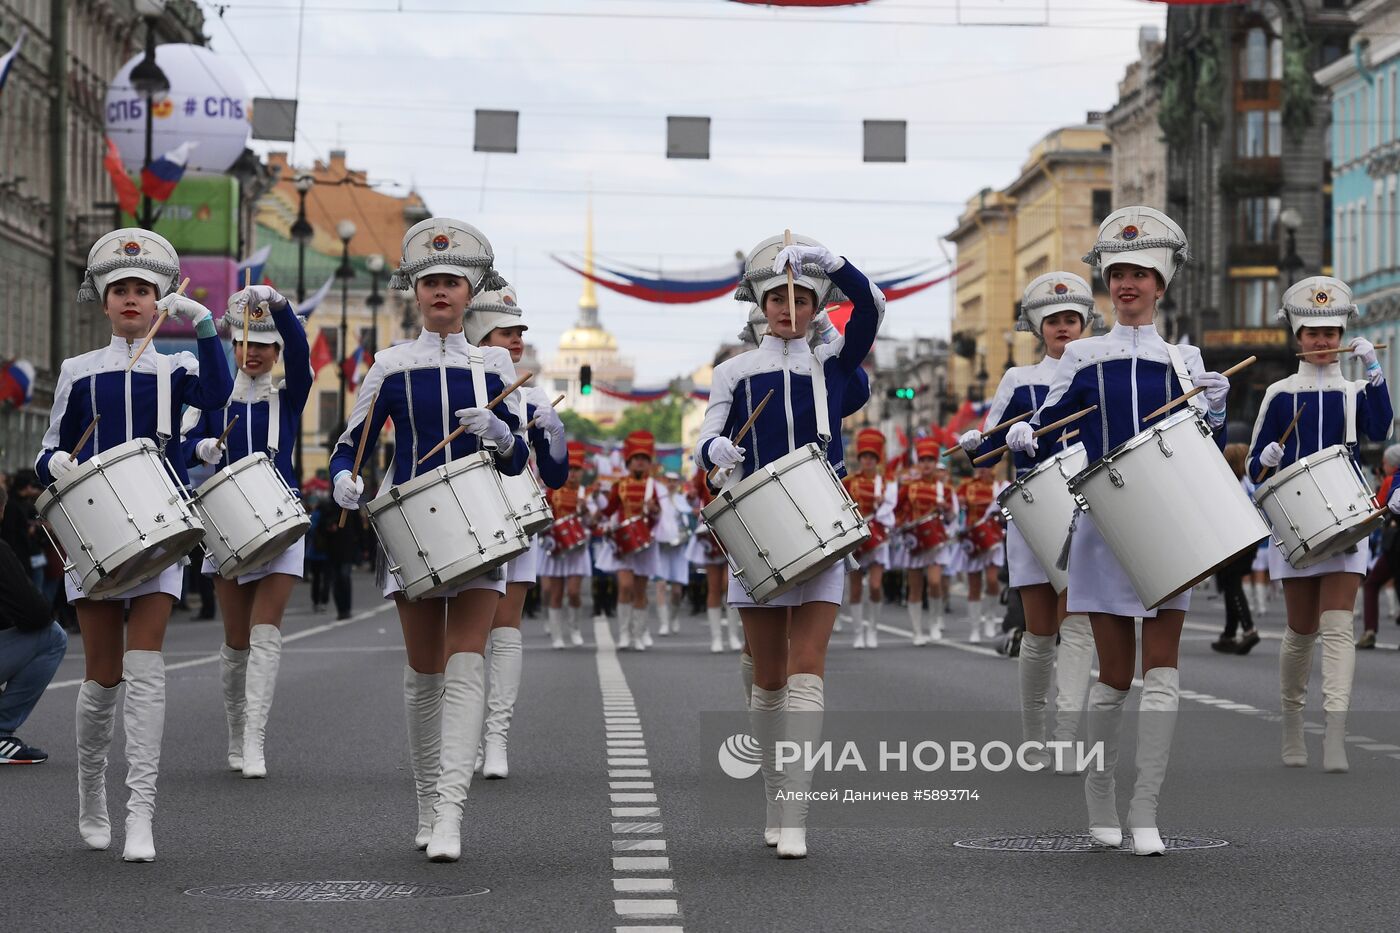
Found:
[431,233,451,251]
[1120,225,1139,242]
[1053,282,1069,295]
[501,293,515,306]
[122,241,142,257]
[1314,290,1330,306]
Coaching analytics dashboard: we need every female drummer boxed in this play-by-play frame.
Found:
[601,431,661,651]
[465,285,568,779]
[954,465,1002,642]
[38,228,232,861]
[1246,276,1395,774]
[894,438,958,645]
[328,217,528,862]
[843,428,895,650]
[541,441,594,648]
[183,284,310,780]
[696,233,882,859]
[957,272,1096,770]
[1007,206,1231,855]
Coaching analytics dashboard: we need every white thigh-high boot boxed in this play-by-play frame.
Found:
[1279,626,1316,767]
[707,607,725,654]
[617,604,633,651]
[671,595,683,636]
[908,603,927,646]
[1127,667,1179,856]
[966,599,983,643]
[740,652,754,708]
[547,608,566,649]
[219,645,248,771]
[750,683,788,848]
[636,604,653,649]
[1018,633,1056,768]
[851,594,866,649]
[427,652,487,862]
[1052,614,1095,772]
[241,624,282,779]
[928,594,944,641]
[865,594,880,649]
[779,673,825,859]
[482,628,523,780]
[76,680,121,850]
[569,603,585,646]
[121,650,165,862]
[404,666,444,850]
[726,610,743,651]
[657,594,672,636]
[1319,609,1356,774]
[1083,681,1129,848]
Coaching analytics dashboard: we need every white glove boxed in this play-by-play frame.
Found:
[1389,488,1400,515]
[957,429,983,452]
[772,243,842,276]
[156,293,213,326]
[47,450,76,479]
[1192,371,1230,413]
[1350,336,1379,368]
[1006,421,1037,455]
[707,436,746,469]
[240,284,290,312]
[1259,442,1284,469]
[455,407,515,451]
[195,438,224,465]
[333,470,364,510]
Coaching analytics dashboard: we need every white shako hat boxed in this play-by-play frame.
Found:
[78,228,180,303]
[1082,205,1189,289]
[224,291,289,345]
[465,284,528,345]
[1018,271,1096,333]
[734,233,845,309]
[737,303,765,345]
[1278,275,1357,333]
[389,217,507,294]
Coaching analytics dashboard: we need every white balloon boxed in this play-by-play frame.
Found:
[105,44,250,174]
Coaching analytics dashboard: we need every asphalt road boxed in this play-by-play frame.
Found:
[10,575,1400,932]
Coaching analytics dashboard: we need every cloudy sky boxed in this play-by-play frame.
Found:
[204,0,1166,383]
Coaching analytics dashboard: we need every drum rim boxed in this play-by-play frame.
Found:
[401,537,528,599]
[1253,443,1362,499]
[1066,407,1205,492]
[37,436,165,510]
[192,451,274,497]
[366,450,497,512]
[997,443,1087,507]
[699,442,825,522]
[82,524,204,596]
[216,518,312,578]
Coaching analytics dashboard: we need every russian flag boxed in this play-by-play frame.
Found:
[237,245,272,288]
[141,141,197,203]
[0,359,35,409]
[0,27,26,98]
[343,344,374,388]
[299,275,335,318]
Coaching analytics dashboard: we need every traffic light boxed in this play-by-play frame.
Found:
[886,386,916,400]
[579,364,593,395]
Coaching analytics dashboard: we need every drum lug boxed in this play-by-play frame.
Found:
[1018,487,1034,504]
[1108,468,1124,488]
[1155,433,1174,458]
[1073,493,1090,512]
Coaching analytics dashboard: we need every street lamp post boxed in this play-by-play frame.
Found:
[335,219,357,435]
[130,1,170,229]
[291,173,315,303]
[1279,207,1304,287]
[974,354,989,404]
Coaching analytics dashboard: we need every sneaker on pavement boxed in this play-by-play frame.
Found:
[0,735,48,764]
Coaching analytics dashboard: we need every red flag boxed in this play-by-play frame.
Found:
[309,329,332,377]
[103,137,139,216]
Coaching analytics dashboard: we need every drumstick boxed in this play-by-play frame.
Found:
[339,393,377,528]
[1253,403,1306,484]
[73,415,101,463]
[214,414,241,449]
[1296,343,1388,358]
[525,393,566,431]
[1141,355,1257,423]
[942,410,1032,459]
[706,388,775,484]
[126,277,191,372]
[416,370,534,465]
[240,268,252,349]
[972,406,1098,465]
[1059,429,1080,444]
[783,228,797,325]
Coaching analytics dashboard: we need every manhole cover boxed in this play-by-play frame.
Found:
[185,881,490,902]
[954,833,1229,853]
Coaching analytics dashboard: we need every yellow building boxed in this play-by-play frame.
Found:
[946,123,1114,401]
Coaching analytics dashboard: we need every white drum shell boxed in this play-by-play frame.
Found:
[1253,444,1381,570]
[997,443,1088,594]
[37,437,204,598]
[192,453,310,578]
[368,452,529,600]
[499,468,554,536]
[701,443,869,604]
[1068,409,1268,609]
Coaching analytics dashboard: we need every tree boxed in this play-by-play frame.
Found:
[608,394,686,443]
[560,410,605,442]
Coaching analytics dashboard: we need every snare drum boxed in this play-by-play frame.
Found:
[499,468,554,536]
[701,443,869,604]
[900,513,948,554]
[996,443,1088,593]
[367,452,529,600]
[37,437,204,598]
[192,453,310,579]
[860,520,888,555]
[548,513,588,552]
[612,515,654,557]
[1068,408,1269,609]
[965,518,1004,554]
[1253,444,1383,570]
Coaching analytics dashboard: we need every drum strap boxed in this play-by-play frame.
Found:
[468,347,490,453]
[1344,381,1359,445]
[810,353,831,445]
[266,391,281,454]
[1163,341,1203,413]
[155,353,172,453]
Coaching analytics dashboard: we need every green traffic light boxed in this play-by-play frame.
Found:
[581,385,592,395]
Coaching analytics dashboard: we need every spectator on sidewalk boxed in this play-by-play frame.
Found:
[0,483,67,764]
[1359,444,1400,649]
[316,499,361,620]
[305,492,331,613]
[0,469,47,592]
[1213,444,1259,655]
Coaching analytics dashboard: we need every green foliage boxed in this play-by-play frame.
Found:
[608,393,686,443]
[560,410,605,442]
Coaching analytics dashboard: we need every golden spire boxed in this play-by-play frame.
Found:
[579,193,598,312]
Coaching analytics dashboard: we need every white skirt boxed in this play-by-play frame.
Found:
[726,560,845,609]
[66,560,184,604]
[593,538,619,574]
[886,535,909,571]
[377,542,506,599]
[1006,519,1049,589]
[506,538,541,585]
[1266,537,1369,581]
[539,542,592,578]
[1065,514,1189,619]
[614,542,659,578]
[1252,539,1270,573]
[951,541,999,575]
[655,542,690,584]
[855,543,889,571]
[202,538,306,583]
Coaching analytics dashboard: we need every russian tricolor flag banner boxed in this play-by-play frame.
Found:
[141,140,197,203]
[0,27,26,99]
[237,245,272,288]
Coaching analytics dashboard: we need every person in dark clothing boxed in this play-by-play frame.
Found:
[1213,444,1259,654]
[0,469,46,592]
[305,494,331,613]
[315,499,360,619]
[0,483,68,764]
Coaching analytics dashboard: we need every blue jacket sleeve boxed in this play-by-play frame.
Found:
[841,367,870,417]
[1359,379,1394,444]
[181,329,235,411]
[1246,394,1290,479]
[274,300,313,415]
[179,408,216,469]
[829,261,882,374]
[528,405,569,490]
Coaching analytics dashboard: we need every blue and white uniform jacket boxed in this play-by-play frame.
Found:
[523,384,568,490]
[180,300,312,491]
[695,261,881,481]
[1246,361,1392,479]
[37,327,233,487]
[1030,322,1224,463]
[328,329,527,487]
[973,356,1076,478]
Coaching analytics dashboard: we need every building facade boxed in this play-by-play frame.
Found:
[1106,26,1168,211]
